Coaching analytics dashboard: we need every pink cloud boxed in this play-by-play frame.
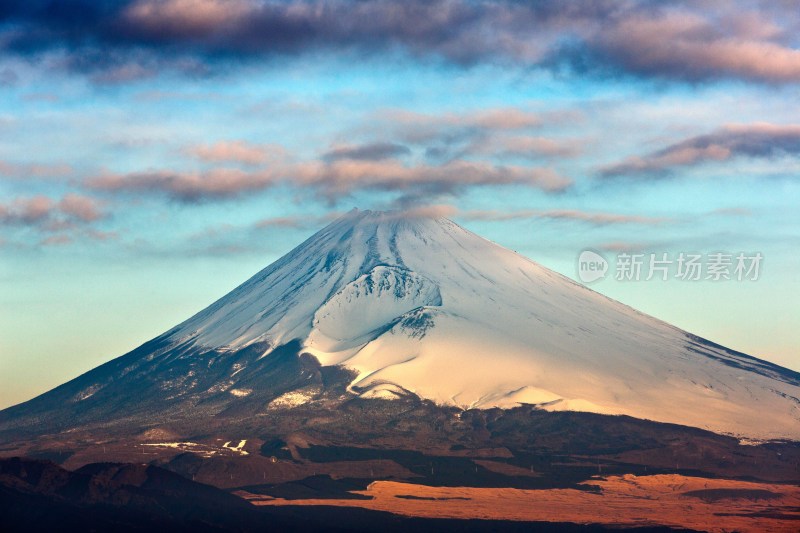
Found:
[39,234,73,246]
[378,108,545,144]
[87,168,279,202]
[188,141,287,165]
[0,194,106,227]
[8,1,800,86]
[292,160,573,200]
[597,241,651,253]
[0,196,54,224]
[0,161,73,179]
[595,10,800,83]
[86,158,572,202]
[253,211,344,230]
[602,123,800,176]
[470,108,542,130]
[58,194,104,222]
[84,229,119,241]
[253,216,308,229]
[122,0,253,38]
[396,204,459,219]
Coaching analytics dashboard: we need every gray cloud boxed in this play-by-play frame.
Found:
[0,68,18,86]
[578,7,800,84]
[86,168,275,202]
[601,123,800,177]
[0,194,106,232]
[4,1,800,84]
[322,142,411,162]
[363,108,575,164]
[85,158,572,203]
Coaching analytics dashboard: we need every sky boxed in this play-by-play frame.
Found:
[1,0,799,409]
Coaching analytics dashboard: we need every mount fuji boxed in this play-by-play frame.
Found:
[1,208,798,443]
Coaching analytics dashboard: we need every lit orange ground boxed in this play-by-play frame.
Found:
[240,474,800,532]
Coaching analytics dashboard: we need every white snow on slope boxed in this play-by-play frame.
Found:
[166,209,800,440]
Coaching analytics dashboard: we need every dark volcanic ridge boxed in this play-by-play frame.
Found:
[1,456,701,533]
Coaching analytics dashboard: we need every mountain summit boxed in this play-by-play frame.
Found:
[2,208,799,440]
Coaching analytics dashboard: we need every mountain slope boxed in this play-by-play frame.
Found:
[1,208,798,440]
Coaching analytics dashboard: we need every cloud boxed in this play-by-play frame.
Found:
[86,168,278,202]
[188,140,287,165]
[86,158,572,203]
[323,142,411,162]
[0,194,105,227]
[460,208,668,226]
[22,92,61,103]
[0,196,54,224]
[396,204,459,219]
[293,160,573,201]
[0,161,73,179]
[0,68,18,87]
[121,0,253,37]
[3,1,800,84]
[86,108,575,204]
[31,227,118,247]
[382,108,544,145]
[583,9,800,84]
[466,135,581,160]
[711,207,753,217]
[253,216,308,229]
[362,108,574,164]
[39,234,73,246]
[601,123,800,176]
[0,193,115,248]
[58,193,104,222]
[597,241,651,253]
[253,211,343,230]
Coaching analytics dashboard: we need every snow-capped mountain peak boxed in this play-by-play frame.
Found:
[159,208,800,440]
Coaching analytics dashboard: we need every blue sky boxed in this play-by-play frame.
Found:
[1,0,799,408]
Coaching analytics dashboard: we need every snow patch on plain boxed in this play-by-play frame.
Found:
[268,389,317,409]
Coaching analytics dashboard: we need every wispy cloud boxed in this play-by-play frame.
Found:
[465,135,581,160]
[253,211,343,229]
[323,142,411,162]
[361,107,578,164]
[87,168,275,202]
[460,208,669,226]
[0,161,73,180]
[711,207,753,217]
[295,160,572,200]
[188,140,287,165]
[601,123,800,177]
[57,193,105,222]
[596,241,652,253]
[86,158,572,203]
[0,194,106,233]
[380,108,545,145]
